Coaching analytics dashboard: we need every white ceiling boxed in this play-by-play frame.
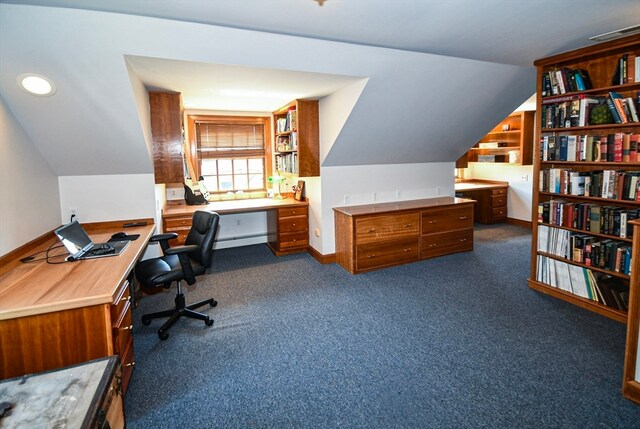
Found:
[3,0,640,112]
[1,1,639,176]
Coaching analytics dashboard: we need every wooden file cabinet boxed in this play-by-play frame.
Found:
[334,197,475,274]
[164,214,192,244]
[267,206,309,255]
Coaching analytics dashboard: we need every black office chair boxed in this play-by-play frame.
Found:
[135,210,219,340]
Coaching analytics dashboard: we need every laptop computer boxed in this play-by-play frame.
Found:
[54,220,130,261]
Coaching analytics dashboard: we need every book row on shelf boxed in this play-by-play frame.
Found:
[540,132,639,162]
[275,109,297,134]
[538,224,632,276]
[276,132,298,152]
[538,200,637,239]
[275,152,298,174]
[540,168,640,201]
[536,255,629,311]
[541,52,639,97]
[541,91,639,129]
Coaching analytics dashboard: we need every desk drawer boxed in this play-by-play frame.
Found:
[355,213,419,244]
[421,229,473,259]
[492,194,507,208]
[421,206,473,234]
[112,306,133,355]
[279,215,308,233]
[492,188,507,196]
[356,237,419,271]
[110,281,131,322]
[279,206,308,218]
[164,216,192,229]
[492,206,507,220]
[279,231,309,250]
[119,338,135,394]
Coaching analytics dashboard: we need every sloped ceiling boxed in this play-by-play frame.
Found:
[1,1,639,175]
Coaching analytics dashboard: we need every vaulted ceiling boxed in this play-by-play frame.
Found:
[1,1,639,175]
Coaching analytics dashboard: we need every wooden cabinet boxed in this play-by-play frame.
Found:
[624,220,640,405]
[528,34,640,323]
[455,180,509,224]
[273,99,319,177]
[462,111,535,165]
[267,206,309,255]
[163,213,192,245]
[150,91,184,184]
[334,197,474,274]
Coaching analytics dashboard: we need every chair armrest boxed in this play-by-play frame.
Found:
[150,233,179,253]
[164,245,199,256]
[165,245,199,285]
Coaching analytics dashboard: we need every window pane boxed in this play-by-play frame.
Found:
[248,158,263,173]
[219,175,234,191]
[202,176,218,192]
[201,159,217,176]
[234,159,248,174]
[218,159,233,175]
[249,174,263,189]
[235,175,248,190]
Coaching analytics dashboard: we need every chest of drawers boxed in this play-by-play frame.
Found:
[334,197,474,274]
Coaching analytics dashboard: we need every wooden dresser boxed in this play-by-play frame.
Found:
[334,197,474,274]
[455,180,508,224]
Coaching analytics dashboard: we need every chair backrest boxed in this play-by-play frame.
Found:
[185,210,219,268]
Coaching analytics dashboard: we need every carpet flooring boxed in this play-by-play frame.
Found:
[124,224,640,428]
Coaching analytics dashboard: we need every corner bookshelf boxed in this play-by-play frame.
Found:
[466,111,535,165]
[272,99,319,178]
[528,34,640,323]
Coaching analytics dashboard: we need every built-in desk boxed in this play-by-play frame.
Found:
[0,221,155,392]
[455,179,509,224]
[163,198,309,255]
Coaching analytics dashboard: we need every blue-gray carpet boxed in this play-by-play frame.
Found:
[124,224,640,428]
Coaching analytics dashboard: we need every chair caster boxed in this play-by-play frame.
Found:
[205,317,214,326]
[158,330,169,340]
[210,300,218,307]
[142,317,151,326]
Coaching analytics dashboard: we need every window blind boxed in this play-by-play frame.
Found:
[196,122,265,158]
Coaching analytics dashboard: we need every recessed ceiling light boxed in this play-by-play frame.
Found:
[17,73,56,96]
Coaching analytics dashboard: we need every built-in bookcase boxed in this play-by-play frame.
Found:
[272,99,319,177]
[529,34,640,323]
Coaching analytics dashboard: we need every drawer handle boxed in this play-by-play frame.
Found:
[459,238,467,242]
[403,248,412,252]
[459,216,468,220]
[428,220,437,224]
[368,228,376,233]
[121,325,134,331]
[120,296,130,303]
[404,224,412,228]
[123,361,136,368]
[292,223,296,227]
[367,254,376,258]
[429,243,437,247]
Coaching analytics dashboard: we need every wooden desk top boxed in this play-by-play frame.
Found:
[0,223,155,321]
[333,196,474,217]
[163,197,308,217]
[455,179,509,191]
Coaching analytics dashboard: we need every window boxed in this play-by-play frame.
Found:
[191,116,270,195]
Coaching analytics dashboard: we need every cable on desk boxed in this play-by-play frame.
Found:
[19,243,69,264]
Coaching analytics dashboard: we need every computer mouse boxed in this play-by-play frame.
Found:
[112,232,127,239]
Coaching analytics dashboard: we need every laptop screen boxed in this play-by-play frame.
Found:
[54,220,94,259]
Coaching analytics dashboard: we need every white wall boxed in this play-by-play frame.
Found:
[58,174,156,223]
[0,94,61,256]
[319,162,455,254]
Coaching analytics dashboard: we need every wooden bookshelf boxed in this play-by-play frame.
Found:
[528,34,640,323]
[464,111,534,165]
[272,99,319,177]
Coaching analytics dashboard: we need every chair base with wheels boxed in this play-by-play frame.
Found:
[141,281,218,340]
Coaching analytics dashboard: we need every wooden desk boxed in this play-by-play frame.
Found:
[0,222,154,392]
[455,179,508,224]
[163,197,309,255]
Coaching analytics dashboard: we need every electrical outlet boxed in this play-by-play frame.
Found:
[436,186,441,195]
[373,192,378,201]
[314,228,320,237]
[344,195,350,204]
[68,207,78,222]
[236,219,241,226]
[395,190,400,198]
[521,174,529,182]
